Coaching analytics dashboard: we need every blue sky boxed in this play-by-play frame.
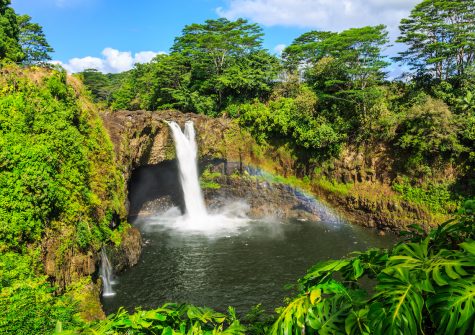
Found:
[11,0,419,73]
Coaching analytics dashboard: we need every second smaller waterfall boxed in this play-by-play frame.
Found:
[100,248,116,297]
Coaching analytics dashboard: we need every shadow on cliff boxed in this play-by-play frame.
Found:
[128,161,185,220]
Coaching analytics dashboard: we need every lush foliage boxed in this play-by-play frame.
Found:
[0,251,81,335]
[2,1,475,334]
[232,95,342,160]
[0,67,124,251]
[270,202,475,335]
[0,0,53,65]
[78,5,475,205]
[96,18,280,115]
[58,304,246,335]
[395,0,475,80]
[0,66,126,334]
[17,14,53,65]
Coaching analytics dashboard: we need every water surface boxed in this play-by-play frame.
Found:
[102,215,395,315]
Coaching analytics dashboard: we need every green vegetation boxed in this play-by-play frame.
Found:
[0,0,53,65]
[0,66,124,251]
[0,66,126,334]
[199,167,222,189]
[78,2,475,209]
[1,0,475,334]
[0,251,81,335]
[104,18,279,115]
[55,203,475,335]
[58,304,245,335]
[396,0,475,80]
[392,179,459,214]
[269,201,475,335]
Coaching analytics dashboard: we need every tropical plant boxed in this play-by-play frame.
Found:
[57,304,246,335]
[270,204,475,335]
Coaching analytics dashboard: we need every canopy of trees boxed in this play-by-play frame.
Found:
[396,0,475,81]
[108,18,280,115]
[0,0,53,65]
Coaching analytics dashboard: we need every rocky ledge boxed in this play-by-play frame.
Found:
[203,176,321,222]
[102,110,256,187]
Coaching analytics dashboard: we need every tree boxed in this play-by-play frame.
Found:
[172,18,264,77]
[0,0,23,63]
[395,97,463,175]
[284,25,390,139]
[396,0,475,81]
[17,14,53,65]
[171,18,277,112]
[282,31,336,71]
[285,25,389,91]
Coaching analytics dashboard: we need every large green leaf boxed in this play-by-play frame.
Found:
[369,268,424,335]
[345,308,370,335]
[307,295,349,335]
[427,276,475,335]
[425,249,474,286]
[300,259,351,289]
[270,295,310,335]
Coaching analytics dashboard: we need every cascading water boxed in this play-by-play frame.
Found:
[100,248,116,297]
[159,120,249,233]
[167,121,207,218]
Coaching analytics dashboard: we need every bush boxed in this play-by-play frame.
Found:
[270,209,475,335]
[0,252,81,335]
[395,97,463,175]
[392,179,459,214]
[234,97,343,160]
[0,66,124,251]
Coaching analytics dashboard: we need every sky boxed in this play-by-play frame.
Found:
[11,0,420,74]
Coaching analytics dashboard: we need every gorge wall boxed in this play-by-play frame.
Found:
[102,110,439,232]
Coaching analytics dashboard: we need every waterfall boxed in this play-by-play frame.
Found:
[100,248,115,297]
[147,119,248,233]
[168,121,208,218]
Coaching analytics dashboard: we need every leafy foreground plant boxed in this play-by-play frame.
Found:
[57,304,246,335]
[271,201,475,335]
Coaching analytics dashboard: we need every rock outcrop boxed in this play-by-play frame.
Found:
[102,110,442,233]
[105,227,143,273]
[102,110,256,186]
[204,176,321,221]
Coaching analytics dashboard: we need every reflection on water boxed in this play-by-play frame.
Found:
[102,216,395,315]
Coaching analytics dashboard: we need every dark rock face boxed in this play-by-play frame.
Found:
[43,231,98,291]
[204,176,321,222]
[130,160,322,222]
[106,227,143,273]
[102,110,256,188]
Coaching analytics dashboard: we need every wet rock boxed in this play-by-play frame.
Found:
[204,176,321,221]
[106,227,143,273]
[102,110,256,191]
[42,232,98,291]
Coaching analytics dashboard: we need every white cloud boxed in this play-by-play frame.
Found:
[217,0,420,38]
[53,48,166,73]
[134,51,165,64]
[274,44,286,55]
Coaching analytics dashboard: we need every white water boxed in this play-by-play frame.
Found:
[100,248,116,297]
[168,121,208,218]
[151,121,249,235]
